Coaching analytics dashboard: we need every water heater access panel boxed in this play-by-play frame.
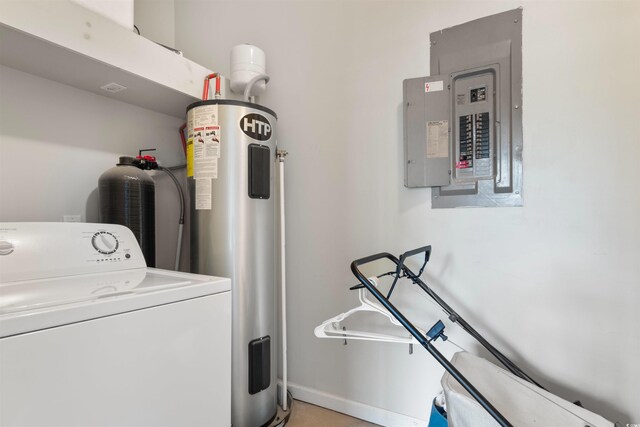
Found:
[403,8,523,208]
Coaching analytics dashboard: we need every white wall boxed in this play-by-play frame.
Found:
[175,0,640,424]
[71,0,134,29]
[0,65,188,270]
[134,0,175,48]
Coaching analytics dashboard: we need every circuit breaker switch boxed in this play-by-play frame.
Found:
[470,86,487,103]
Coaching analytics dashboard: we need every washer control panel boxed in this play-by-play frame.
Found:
[0,223,146,283]
[83,227,137,266]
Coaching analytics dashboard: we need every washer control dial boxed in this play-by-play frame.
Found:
[92,231,119,254]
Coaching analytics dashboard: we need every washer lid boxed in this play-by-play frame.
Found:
[0,268,230,338]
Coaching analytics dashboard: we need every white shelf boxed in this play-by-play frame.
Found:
[0,0,212,119]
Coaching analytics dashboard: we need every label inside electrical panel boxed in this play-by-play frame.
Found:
[425,80,444,93]
[195,179,212,210]
[426,120,449,158]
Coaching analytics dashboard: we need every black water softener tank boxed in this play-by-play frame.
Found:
[98,156,155,266]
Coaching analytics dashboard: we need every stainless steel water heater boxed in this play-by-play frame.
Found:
[187,99,277,427]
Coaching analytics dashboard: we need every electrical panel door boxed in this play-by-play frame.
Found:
[403,9,523,208]
[404,75,451,188]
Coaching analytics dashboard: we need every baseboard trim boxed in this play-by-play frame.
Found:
[284,381,428,427]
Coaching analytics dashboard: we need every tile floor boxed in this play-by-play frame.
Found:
[287,400,379,427]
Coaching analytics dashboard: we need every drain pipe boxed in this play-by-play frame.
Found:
[277,148,289,411]
[157,166,185,271]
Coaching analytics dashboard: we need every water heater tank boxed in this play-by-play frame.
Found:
[98,157,155,267]
[187,99,277,427]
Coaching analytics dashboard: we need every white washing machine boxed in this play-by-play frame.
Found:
[0,222,232,427]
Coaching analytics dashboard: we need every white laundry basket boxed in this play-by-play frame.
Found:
[441,352,614,427]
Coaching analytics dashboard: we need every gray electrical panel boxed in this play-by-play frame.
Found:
[403,8,523,208]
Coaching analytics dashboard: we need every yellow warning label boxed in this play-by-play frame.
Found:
[187,138,194,177]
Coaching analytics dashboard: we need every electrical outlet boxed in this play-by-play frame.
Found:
[63,215,82,222]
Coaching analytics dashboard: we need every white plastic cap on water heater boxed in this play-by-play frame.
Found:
[230,44,267,96]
